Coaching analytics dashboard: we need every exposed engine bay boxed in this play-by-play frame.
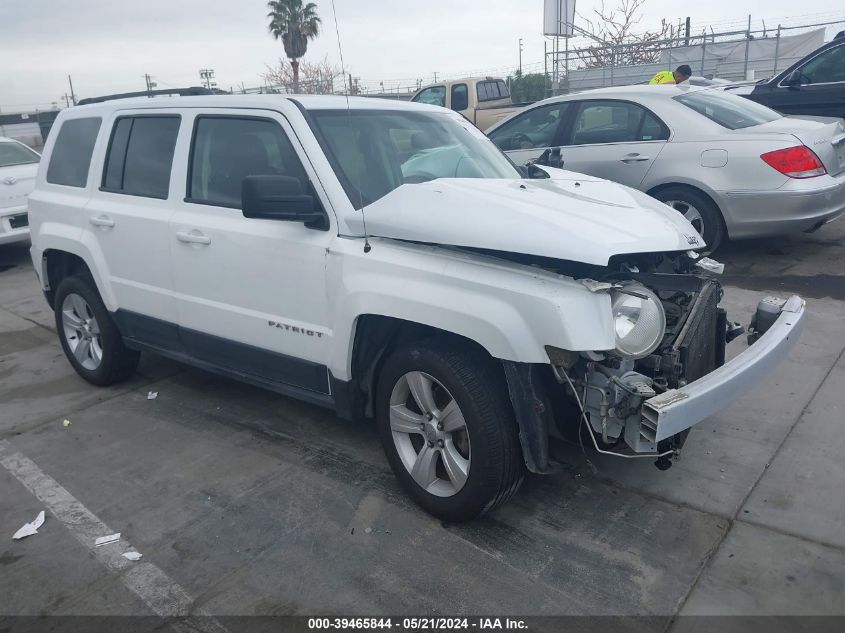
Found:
[494,248,749,471]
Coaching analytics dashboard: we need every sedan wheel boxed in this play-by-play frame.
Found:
[664,199,705,238]
[652,186,726,251]
[61,293,103,370]
[389,371,471,497]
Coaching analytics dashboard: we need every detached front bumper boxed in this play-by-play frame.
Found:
[641,295,806,443]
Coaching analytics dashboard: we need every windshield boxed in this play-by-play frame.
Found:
[674,90,781,130]
[308,109,520,208]
[0,141,40,167]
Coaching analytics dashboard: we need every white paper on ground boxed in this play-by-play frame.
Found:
[12,510,45,540]
[95,533,121,546]
[147,392,158,400]
[122,551,142,561]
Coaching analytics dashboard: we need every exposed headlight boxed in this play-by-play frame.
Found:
[610,285,666,359]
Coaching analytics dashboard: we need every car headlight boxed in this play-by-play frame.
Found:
[610,285,666,359]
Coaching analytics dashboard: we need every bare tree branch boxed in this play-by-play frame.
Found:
[575,0,678,68]
[260,56,345,94]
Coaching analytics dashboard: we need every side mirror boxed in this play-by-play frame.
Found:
[242,175,327,229]
[535,147,564,169]
[785,70,803,89]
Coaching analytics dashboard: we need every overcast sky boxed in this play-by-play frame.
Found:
[1,0,843,111]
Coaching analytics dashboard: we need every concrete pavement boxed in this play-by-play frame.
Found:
[0,220,843,625]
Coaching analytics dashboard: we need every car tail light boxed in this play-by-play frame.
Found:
[760,146,827,178]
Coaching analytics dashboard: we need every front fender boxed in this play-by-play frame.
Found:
[326,239,615,381]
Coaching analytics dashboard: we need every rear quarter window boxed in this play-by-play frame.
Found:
[674,91,781,130]
[0,141,39,167]
[46,117,102,187]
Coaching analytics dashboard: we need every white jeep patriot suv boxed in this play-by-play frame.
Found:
[27,90,805,521]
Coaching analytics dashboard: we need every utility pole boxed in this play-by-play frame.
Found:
[518,38,523,75]
[67,75,77,105]
[62,93,71,108]
[199,69,217,90]
[144,74,157,94]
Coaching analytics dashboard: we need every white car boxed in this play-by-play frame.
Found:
[0,136,40,246]
[27,91,804,521]
[486,85,845,250]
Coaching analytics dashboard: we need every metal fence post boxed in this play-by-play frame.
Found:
[700,33,707,76]
[544,40,548,97]
[743,14,751,80]
[610,46,615,86]
[773,25,781,75]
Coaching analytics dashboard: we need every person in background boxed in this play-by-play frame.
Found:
[650,65,693,85]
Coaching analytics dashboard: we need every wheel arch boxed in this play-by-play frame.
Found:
[336,314,561,475]
[336,314,497,423]
[42,249,94,309]
[646,181,728,244]
[646,181,720,209]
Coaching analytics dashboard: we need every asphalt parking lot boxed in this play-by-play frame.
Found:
[1,220,844,628]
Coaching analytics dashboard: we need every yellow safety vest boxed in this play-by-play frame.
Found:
[649,70,676,85]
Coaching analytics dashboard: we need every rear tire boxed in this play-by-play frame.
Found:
[54,275,140,386]
[652,186,726,252]
[376,338,524,522]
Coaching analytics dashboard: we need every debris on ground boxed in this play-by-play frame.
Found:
[147,392,158,400]
[364,527,372,534]
[95,533,121,547]
[62,419,71,428]
[122,551,142,561]
[13,511,45,540]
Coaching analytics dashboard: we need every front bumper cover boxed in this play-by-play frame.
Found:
[641,295,805,443]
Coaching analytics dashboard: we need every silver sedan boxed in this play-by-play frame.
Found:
[486,85,845,250]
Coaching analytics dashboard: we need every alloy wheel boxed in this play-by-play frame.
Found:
[664,199,705,237]
[61,293,103,371]
[389,371,471,497]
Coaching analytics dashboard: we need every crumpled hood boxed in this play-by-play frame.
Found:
[344,169,703,266]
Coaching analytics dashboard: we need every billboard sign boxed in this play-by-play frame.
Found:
[543,0,576,37]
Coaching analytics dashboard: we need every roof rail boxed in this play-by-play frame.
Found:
[77,86,218,106]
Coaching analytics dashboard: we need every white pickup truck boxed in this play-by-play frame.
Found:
[27,91,804,521]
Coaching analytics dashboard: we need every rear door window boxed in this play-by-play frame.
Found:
[187,116,309,208]
[674,91,780,129]
[46,117,102,187]
[102,115,181,199]
[569,101,669,145]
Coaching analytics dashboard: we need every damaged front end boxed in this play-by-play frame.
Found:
[503,250,805,473]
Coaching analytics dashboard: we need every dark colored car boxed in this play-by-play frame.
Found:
[736,33,845,120]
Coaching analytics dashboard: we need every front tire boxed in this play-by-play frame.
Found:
[54,275,140,386]
[652,186,726,252]
[376,339,524,522]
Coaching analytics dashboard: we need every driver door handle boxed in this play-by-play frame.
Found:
[176,230,211,245]
[89,215,115,228]
[620,154,651,163]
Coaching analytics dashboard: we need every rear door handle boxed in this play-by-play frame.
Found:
[89,215,115,228]
[620,154,651,163]
[176,230,211,245]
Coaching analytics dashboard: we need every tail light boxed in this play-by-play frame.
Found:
[760,146,827,178]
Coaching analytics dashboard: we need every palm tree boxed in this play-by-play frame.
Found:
[267,0,322,93]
